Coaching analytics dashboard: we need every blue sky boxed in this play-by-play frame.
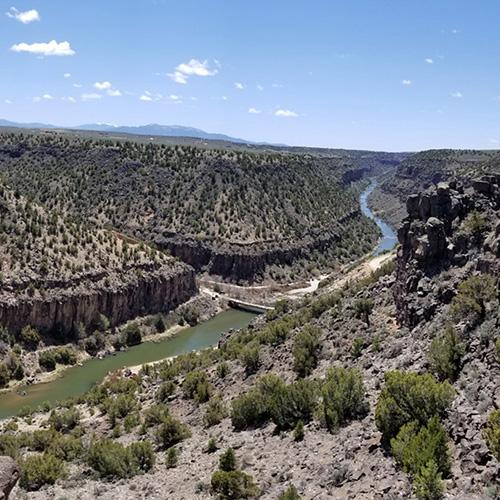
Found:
[2,0,500,151]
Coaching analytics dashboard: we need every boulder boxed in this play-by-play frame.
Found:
[0,456,20,500]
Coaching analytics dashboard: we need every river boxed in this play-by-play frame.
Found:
[360,179,397,255]
[0,309,256,419]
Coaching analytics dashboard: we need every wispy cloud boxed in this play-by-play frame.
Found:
[72,83,83,88]
[248,107,261,114]
[450,91,463,98]
[168,59,218,84]
[6,7,40,24]
[33,94,53,102]
[81,93,102,101]
[234,82,245,90]
[62,96,76,103]
[425,58,434,64]
[63,73,71,78]
[139,95,153,101]
[275,109,298,118]
[402,79,412,85]
[4,99,13,105]
[257,84,264,91]
[107,89,122,97]
[11,40,75,56]
[94,81,112,90]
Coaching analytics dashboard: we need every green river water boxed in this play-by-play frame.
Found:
[0,309,256,419]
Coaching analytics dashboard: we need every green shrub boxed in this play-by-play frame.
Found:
[351,337,368,359]
[156,380,176,402]
[450,274,496,325]
[219,447,237,472]
[216,361,230,378]
[292,326,322,377]
[293,420,304,442]
[105,393,137,425]
[207,437,218,453]
[144,403,170,427]
[270,379,316,430]
[96,313,110,331]
[18,325,41,350]
[391,416,451,478]
[428,327,465,381]
[53,347,77,365]
[166,446,178,468]
[20,453,65,491]
[211,470,259,499]
[483,409,500,461]
[280,484,301,500]
[48,408,80,432]
[39,351,56,371]
[204,395,227,427]
[154,314,166,333]
[123,322,142,346]
[375,371,454,443]
[320,367,367,432]
[156,415,191,449]
[182,370,212,403]
[87,439,134,478]
[354,298,374,325]
[128,440,155,473]
[240,341,260,375]
[0,363,10,388]
[413,460,445,500]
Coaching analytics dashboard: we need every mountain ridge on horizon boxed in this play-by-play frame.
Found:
[0,118,285,146]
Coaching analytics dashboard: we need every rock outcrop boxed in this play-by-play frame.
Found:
[0,263,197,336]
[0,457,20,500]
[394,176,500,327]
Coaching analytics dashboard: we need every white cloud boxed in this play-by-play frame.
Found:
[169,94,180,101]
[450,91,463,98]
[11,40,75,56]
[425,58,434,64]
[72,83,83,88]
[248,107,261,114]
[33,94,53,102]
[168,59,218,84]
[42,94,53,100]
[275,109,298,118]
[140,95,153,101]
[63,73,71,78]
[402,79,412,85]
[62,96,76,103]
[6,7,40,24]
[81,93,102,101]
[234,82,245,90]
[94,81,112,90]
[221,96,228,101]
[4,99,12,104]
[271,83,284,88]
[107,89,122,97]
[257,84,264,91]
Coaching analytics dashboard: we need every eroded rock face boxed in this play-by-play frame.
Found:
[0,264,197,336]
[0,456,20,500]
[394,176,500,327]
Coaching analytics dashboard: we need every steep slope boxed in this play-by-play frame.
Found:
[0,131,383,282]
[0,181,196,337]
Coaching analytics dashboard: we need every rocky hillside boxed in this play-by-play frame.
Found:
[0,180,196,338]
[0,131,390,282]
[2,176,499,499]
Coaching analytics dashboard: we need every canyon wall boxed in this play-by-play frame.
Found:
[0,265,197,336]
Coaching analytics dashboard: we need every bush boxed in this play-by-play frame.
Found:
[54,347,77,365]
[49,408,80,432]
[280,484,301,500]
[216,361,230,378]
[219,447,237,472]
[154,314,166,333]
[156,415,191,449]
[270,379,316,430]
[18,325,41,351]
[292,326,322,377]
[293,420,304,442]
[240,341,260,375]
[96,313,110,331]
[144,403,170,427]
[483,409,500,461]
[210,470,259,499]
[105,393,137,425]
[204,395,227,427]
[391,416,451,478]
[156,381,176,402]
[450,274,496,325]
[320,367,367,432]
[351,337,368,359]
[39,350,56,371]
[20,453,65,491]
[207,437,218,453]
[354,298,374,326]
[182,370,212,403]
[0,363,10,388]
[428,327,465,381]
[123,322,142,346]
[87,439,134,478]
[413,460,445,500]
[166,446,178,468]
[375,371,455,443]
[128,440,155,473]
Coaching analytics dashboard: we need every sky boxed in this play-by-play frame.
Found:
[2,0,500,151]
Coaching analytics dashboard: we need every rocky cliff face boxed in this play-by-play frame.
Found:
[394,176,500,328]
[0,263,197,337]
[156,210,368,282]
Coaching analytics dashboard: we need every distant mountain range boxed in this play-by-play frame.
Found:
[0,119,261,145]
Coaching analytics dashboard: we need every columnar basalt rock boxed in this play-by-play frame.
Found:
[394,176,500,328]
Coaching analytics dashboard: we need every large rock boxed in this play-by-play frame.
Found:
[0,457,20,500]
